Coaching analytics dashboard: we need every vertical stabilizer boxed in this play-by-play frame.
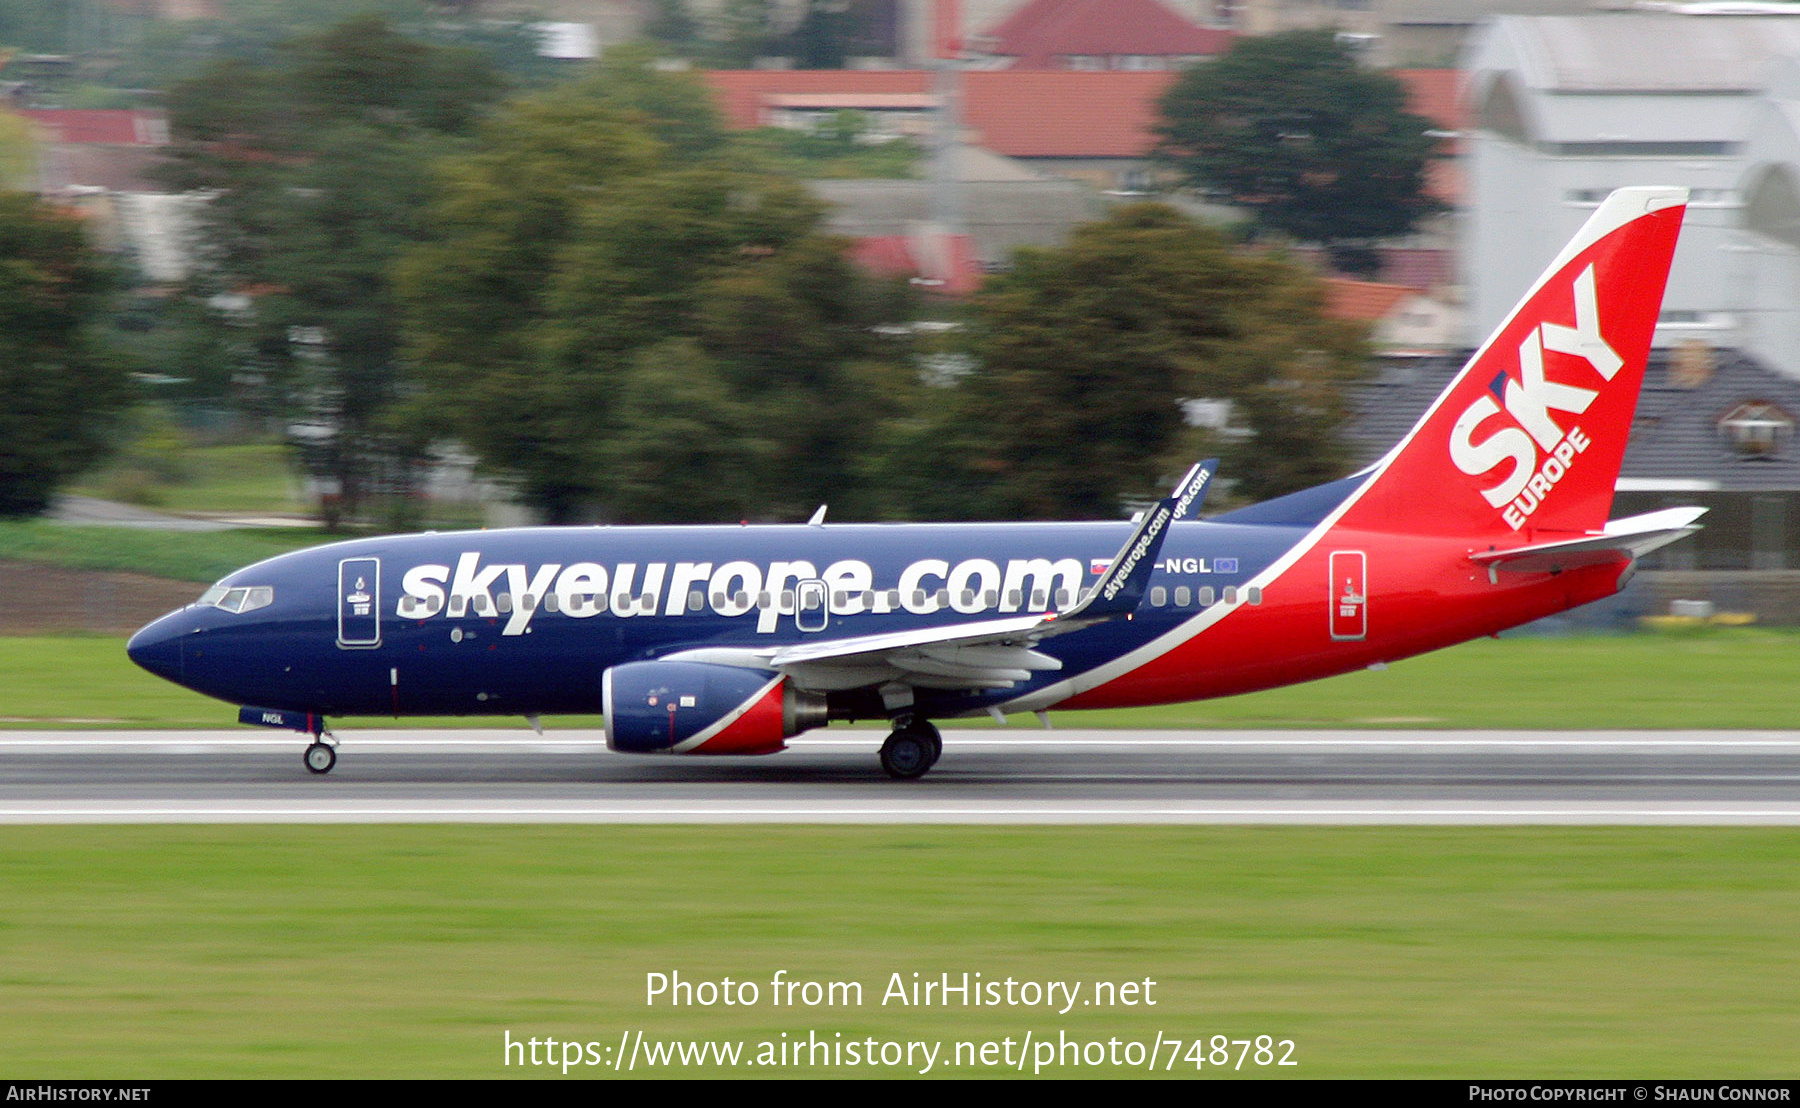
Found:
[1344,187,1687,537]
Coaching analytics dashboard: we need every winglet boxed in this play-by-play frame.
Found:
[1169,458,1217,521]
[1061,460,1215,621]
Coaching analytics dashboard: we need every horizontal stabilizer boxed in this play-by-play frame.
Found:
[1468,506,1706,576]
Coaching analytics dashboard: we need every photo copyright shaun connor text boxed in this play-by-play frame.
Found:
[501,969,1299,1074]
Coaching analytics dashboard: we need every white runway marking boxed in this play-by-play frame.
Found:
[1,800,1798,825]
[6,729,1800,825]
[8,729,1800,751]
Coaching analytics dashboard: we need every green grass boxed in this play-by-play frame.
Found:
[0,826,1794,1077]
[731,126,921,179]
[7,627,1799,730]
[75,441,306,515]
[0,523,326,583]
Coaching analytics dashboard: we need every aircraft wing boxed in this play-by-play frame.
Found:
[768,614,1066,690]
[1467,506,1706,577]
[665,461,1217,692]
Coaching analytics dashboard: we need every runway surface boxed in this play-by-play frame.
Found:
[4,728,1800,823]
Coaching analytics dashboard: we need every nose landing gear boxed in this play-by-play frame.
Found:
[303,738,337,774]
[236,706,340,775]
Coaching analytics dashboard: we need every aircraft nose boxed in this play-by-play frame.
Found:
[126,615,185,684]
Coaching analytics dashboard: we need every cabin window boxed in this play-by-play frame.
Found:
[449,596,466,617]
[1030,589,1047,609]
[1173,586,1190,607]
[1150,586,1167,606]
[984,589,999,608]
[495,593,512,614]
[1248,586,1263,605]
[780,589,795,610]
[733,591,749,608]
[543,593,560,613]
[833,591,850,608]
[801,591,822,611]
[1007,590,1023,608]
[913,590,928,608]
[935,589,950,606]
[1198,587,1214,605]
[886,589,901,609]
[756,592,772,610]
[688,590,705,612]
[521,594,535,611]
[1054,589,1071,608]
[1224,586,1238,604]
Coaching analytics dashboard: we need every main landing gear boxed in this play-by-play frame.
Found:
[879,718,942,780]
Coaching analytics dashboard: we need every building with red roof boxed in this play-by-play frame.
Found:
[703,68,1177,191]
[850,230,984,295]
[15,110,168,147]
[969,0,1231,70]
[11,109,168,192]
[700,58,1469,292]
[1324,276,1463,353]
[1323,277,1419,325]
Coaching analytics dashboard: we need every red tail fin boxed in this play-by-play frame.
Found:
[1345,187,1687,538]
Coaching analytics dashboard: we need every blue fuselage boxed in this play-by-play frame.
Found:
[127,519,1301,720]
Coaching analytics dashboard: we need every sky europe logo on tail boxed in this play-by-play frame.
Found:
[1447,264,1623,530]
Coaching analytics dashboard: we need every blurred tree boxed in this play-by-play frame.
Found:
[0,191,128,517]
[643,0,703,52]
[399,53,917,523]
[0,110,37,190]
[897,203,1366,519]
[645,0,899,69]
[707,0,782,68]
[157,16,504,527]
[602,339,769,523]
[1156,31,1440,275]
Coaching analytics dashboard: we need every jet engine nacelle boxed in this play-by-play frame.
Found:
[601,660,827,755]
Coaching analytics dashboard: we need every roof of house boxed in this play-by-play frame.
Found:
[14,109,167,146]
[963,70,1175,157]
[1323,278,1423,324]
[1344,348,1800,490]
[1377,247,1456,291]
[849,231,983,295]
[702,69,1178,159]
[764,93,937,111]
[973,0,1232,68]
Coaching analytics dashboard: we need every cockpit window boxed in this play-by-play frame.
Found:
[197,585,274,614]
